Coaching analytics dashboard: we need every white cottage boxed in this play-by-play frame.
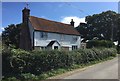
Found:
[19,7,81,51]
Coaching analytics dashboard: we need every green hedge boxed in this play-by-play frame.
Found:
[2,48,117,80]
[86,40,115,48]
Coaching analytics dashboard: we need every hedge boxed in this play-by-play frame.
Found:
[2,48,117,80]
[86,40,115,48]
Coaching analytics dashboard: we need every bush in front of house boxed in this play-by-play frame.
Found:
[86,40,115,48]
[2,47,117,80]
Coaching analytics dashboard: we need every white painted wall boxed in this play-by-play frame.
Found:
[34,31,81,50]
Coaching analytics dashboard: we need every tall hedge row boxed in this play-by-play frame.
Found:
[2,48,117,78]
[86,40,115,48]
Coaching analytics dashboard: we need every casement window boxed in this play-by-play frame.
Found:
[60,34,65,41]
[40,32,48,38]
[72,36,78,41]
[72,45,78,50]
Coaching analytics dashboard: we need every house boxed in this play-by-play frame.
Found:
[19,7,81,51]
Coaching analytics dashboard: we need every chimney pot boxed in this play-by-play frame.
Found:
[70,19,75,27]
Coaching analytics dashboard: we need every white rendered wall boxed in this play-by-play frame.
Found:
[34,31,81,50]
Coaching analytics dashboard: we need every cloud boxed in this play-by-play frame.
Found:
[0,27,5,35]
[0,27,4,32]
[0,31,2,35]
[61,16,86,27]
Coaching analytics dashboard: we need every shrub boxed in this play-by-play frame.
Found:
[2,48,13,77]
[20,73,39,81]
[2,48,117,80]
[2,77,20,81]
[86,40,115,48]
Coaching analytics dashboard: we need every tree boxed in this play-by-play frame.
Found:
[117,14,120,53]
[75,23,89,42]
[0,35,2,50]
[76,10,118,42]
[2,24,21,48]
[86,10,118,41]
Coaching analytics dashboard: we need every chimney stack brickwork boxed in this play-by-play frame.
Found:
[19,7,32,50]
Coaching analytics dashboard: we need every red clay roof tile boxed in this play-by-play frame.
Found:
[29,16,80,35]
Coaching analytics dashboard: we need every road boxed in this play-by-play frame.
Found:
[63,57,118,79]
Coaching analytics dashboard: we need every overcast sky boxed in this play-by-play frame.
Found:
[1,2,118,34]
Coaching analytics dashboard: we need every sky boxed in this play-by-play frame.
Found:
[1,2,118,34]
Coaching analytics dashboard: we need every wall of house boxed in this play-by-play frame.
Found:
[34,31,81,50]
[52,42,61,50]
[28,21,81,50]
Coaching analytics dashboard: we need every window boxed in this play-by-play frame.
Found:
[41,32,44,38]
[72,46,78,50]
[41,32,48,38]
[72,36,77,42]
[60,34,64,41]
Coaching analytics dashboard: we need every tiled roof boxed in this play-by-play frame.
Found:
[29,16,80,35]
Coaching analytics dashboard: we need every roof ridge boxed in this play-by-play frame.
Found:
[30,16,72,26]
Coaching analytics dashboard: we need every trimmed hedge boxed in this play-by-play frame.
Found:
[2,48,117,79]
[86,40,115,48]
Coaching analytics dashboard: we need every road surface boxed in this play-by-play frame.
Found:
[63,57,118,79]
[60,57,118,79]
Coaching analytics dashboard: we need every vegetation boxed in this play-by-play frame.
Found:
[76,10,120,52]
[2,48,117,81]
[117,14,120,53]
[2,24,21,49]
[86,40,115,48]
[0,35,2,50]
[76,10,118,41]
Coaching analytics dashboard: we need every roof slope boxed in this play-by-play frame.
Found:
[29,16,80,35]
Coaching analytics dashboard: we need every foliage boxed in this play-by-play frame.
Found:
[2,24,21,48]
[86,40,115,48]
[2,48,13,77]
[117,14,120,53]
[76,10,118,41]
[75,23,88,41]
[2,48,117,80]
[0,35,2,50]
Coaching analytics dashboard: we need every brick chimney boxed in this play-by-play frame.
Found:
[70,19,75,27]
[19,7,32,51]
[22,7,30,24]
